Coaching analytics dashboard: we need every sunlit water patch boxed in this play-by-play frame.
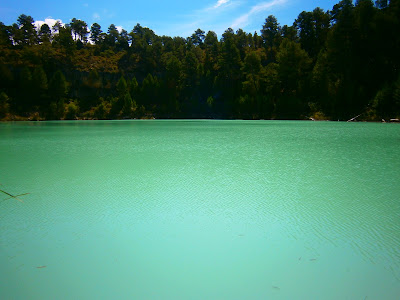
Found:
[1,120,399,299]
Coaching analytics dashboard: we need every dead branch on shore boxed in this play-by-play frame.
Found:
[347,114,362,122]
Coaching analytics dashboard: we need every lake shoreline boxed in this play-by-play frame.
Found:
[1,113,399,123]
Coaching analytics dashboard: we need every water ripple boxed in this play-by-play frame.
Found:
[1,120,400,299]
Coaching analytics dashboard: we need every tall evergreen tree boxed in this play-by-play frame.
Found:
[16,14,37,45]
[0,22,13,46]
[70,18,88,42]
[90,23,102,44]
[39,24,51,43]
[106,24,119,47]
[261,15,281,63]
[191,29,205,47]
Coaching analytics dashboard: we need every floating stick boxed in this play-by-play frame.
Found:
[0,189,29,203]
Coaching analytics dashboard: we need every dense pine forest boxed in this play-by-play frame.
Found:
[0,0,399,121]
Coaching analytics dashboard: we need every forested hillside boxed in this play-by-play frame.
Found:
[0,0,399,120]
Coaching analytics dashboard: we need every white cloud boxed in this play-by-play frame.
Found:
[214,0,230,8]
[164,0,239,37]
[116,26,123,33]
[102,9,115,19]
[198,0,237,13]
[34,18,63,32]
[93,13,100,21]
[231,0,287,29]
[91,9,116,22]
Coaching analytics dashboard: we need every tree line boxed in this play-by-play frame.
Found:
[0,0,399,121]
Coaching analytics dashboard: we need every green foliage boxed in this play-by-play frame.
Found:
[106,24,119,48]
[49,70,68,100]
[32,66,48,91]
[48,102,58,119]
[191,29,205,46]
[15,14,37,46]
[90,23,102,44]
[0,64,14,89]
[375,0,388,8]
[38,24,51,44]
[53,26,75,55]
[16,66,34,112]
[0,22,13,46]
[65,101,79,119]
[281,25,298,42]
[219,28,243,93]
[261,15,281,49]
[294,8,330,58]
[70,18,88,42]
[31,66,48,107]
[122,92,135,117]
[243,51,262,76]
[0,91,10,118]
[130,77,139,95]
[183,51,199,85]
[277,39,312,95]
[19,66,32,86]
[86,70,101,89]
[117,76,128,96]
[207,96,214,108]
[83,97,111,119]
[95,98,111,119]
[141,73,159,108]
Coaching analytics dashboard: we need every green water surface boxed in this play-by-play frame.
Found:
[1,120,399,299]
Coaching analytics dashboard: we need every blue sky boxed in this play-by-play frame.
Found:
[1,0,340,38]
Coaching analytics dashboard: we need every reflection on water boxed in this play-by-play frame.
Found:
[1,120,400,299]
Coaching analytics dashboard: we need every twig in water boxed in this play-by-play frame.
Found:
[0,189,29,203]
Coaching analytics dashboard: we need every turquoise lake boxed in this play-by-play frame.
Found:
[0,120,399,299]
